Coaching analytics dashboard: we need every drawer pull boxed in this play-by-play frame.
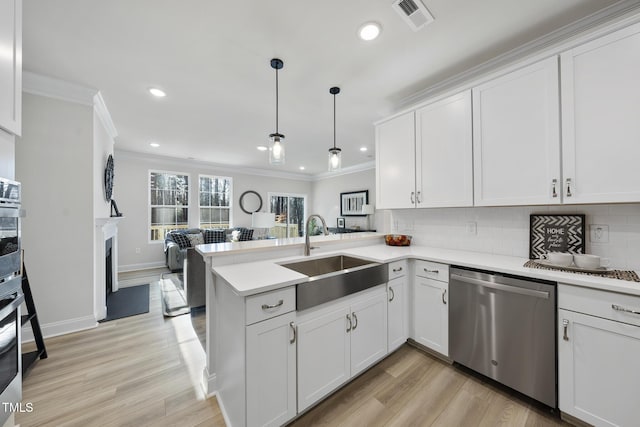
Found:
[346,314,352,332]
[424,268,439,274]
[261,299,284,310]
[552,178,558,198]
[612,304,640,315]
[289,322,296,344]
[392,267,403,273]
[389,287,395,302]
[562,319,569,341]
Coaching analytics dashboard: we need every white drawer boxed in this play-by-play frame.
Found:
[414,260,449,282]
[388,260,408,280]
[559,283,640,327]
[246,286,296,325]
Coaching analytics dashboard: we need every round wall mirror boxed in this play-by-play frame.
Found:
[239,190,263,214]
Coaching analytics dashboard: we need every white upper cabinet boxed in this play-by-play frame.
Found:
[472,56,561,206]
[560,22,640,204]
[0,0,22,136]
[416,90,473,207]
[375,111,416,209]
[376,90,473,209]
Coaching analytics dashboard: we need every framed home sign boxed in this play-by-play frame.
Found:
[340,190,368,216]
[529,214,585,259]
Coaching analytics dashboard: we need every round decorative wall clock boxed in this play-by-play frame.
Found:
[104,154,114,201]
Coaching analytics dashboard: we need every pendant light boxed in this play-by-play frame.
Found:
[328,86,342,171]
[269,58,285,165]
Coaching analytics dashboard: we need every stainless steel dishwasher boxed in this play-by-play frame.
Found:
[449,267,557,408]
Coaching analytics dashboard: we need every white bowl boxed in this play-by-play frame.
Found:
[573,254,603,269]
[542,252,573,267]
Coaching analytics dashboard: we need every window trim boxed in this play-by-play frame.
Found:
[198,174,233,230]
[148,169,191,244]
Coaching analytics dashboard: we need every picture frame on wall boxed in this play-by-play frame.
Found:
[340,190,368,217]
[337,217,345,228]
[529,214,585,259]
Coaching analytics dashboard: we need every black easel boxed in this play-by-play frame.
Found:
[21,263,47,377]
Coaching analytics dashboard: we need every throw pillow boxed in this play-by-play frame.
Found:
[203,229,225,244]
[171,233,191,249]
[238,228,254,241]
[187,233,204,247]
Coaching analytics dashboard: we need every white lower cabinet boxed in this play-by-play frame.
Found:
[387,276,408,352]
[246,311,297,427]
[558,283,640,427]
[297,287,388,412]
[413,261,449,356]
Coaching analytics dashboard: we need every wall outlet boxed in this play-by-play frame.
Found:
[590,224,609,243]
[135,248,141,254]
[466,222,477,235]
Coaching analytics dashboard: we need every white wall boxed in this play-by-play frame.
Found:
[0,129,15,179]
[390,203,640,270]
[310,168,376,230]
[114,150,313,271]
[16,93,96,331]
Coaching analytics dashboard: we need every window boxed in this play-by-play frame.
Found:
[199,175,232,229]
[269,193,306,238]
[149,171,189,241]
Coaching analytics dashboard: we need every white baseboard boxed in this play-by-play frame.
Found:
[202,367,217,397]
[22,315,98,343]
[118,261,166,273]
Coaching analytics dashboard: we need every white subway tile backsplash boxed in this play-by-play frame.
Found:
[390,203,640,270]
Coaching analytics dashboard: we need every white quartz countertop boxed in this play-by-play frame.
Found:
[212,243,640,297]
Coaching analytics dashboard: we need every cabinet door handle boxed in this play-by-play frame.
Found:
[352,312,358,330]
[442,289,447,305]
[392,267,403,273]
[424,268,439,274]
[389,287,395,302]
[410,192,415,204]
[562,319,569,341]
[289,322,296,344]
[416,191,422,204]
[612,304,640,315]
[552,179,558,198]
[262,299,284,310]
[346,314,352,332]
[566,178,573,197]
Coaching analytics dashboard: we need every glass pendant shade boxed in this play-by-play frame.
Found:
[328,148,342,171]
[269,133,285,165]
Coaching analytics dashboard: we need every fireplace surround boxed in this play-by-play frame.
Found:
[95,217,123,320]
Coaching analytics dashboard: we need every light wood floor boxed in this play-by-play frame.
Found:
[17,277,567,427]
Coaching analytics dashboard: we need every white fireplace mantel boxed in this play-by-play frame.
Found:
[95,216,124,321]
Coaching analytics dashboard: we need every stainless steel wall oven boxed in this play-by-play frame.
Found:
[0,286,23,424]
[0,178,21,296]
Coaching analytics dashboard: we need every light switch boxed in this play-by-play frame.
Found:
[466,222,477,234]
[590,224,609,243]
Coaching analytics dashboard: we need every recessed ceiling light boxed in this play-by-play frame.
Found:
[149,142,160,148]
[148,87,166,97]
[358,22,382,41]
[257,145,268,151]
[299,166,305,171]
[360,147,368,152]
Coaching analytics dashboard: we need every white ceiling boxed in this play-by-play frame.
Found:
[23,0,621,176]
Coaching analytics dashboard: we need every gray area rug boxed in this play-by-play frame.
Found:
[160,273,190,317]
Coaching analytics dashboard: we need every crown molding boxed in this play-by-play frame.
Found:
[397,0,640,110]
[23,71,97,106]
[312,161,375,181]
[23,71,118,139]
[115,149,317,181]
[93,92,118,140]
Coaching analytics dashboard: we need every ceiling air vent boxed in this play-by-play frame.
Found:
[392,0,435,31]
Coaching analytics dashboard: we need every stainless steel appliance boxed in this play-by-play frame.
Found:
[449,267,557,408]
[0,289,24,425]
[0,178,21,293]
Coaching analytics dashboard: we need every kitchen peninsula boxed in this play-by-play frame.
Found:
[197,233,640,427]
